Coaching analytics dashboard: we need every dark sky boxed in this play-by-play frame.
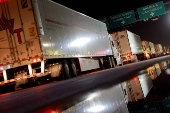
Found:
[52,0,170,47]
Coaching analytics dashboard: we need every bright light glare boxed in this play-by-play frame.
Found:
[87,94,97,101]
[88,105,105,112]
[70,38,91,47]
[42,43,55,47]
[42,43,49,47]
[165,68,170,75]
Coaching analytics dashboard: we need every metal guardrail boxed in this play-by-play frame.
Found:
[0,56,170,113]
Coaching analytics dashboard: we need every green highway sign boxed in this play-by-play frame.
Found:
[162,99,170,113]
[99,18,110,30]
[132,101,161,113]
[137,1,166,20]
[109,10,136,29]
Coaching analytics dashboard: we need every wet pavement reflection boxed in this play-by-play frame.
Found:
[30,60,170,113]
[128,60,170,113]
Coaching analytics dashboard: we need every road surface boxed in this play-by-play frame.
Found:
[0,56,170,113]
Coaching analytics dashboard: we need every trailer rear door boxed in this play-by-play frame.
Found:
[0,0,42,66]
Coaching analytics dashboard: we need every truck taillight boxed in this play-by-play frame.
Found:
[0,0,8,3]
[32,58,42,63]
[37,58,41,61]
[32,58,37,63]
[56,109,59,113]
[127,53,131,56]
[134,77,137,81]
[0,67,3,70]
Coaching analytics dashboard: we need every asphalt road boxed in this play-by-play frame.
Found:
[0,56,170,113]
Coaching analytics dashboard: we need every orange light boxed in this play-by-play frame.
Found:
[37,58,41,61]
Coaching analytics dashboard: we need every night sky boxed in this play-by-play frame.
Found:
[52,0,170,47]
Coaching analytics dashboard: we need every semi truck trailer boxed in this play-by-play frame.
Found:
[0,0,115,90]
[126,69,153,101]
[154,44,163,57]
[110,30,144,64]
[159,61,167,70]
[61,83,129,113]
[148,41,156,58]
[163,46,170,55]
[141,41,151,59]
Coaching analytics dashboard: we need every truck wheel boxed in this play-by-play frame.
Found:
[70,59,78,77]
[63,60,71,79]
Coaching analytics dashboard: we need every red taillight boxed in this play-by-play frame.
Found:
[149,67,153,74]
[127,53,131,56]
[0,0,6,3]
[56,109,60,113]
[134,77,137,81]
[135,82,138,85]
[32,58,37,63]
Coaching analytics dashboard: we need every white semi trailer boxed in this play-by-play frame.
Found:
[141,41,151,59]
[110,30,144,65]
[148,41,157,58]
[61,83,129,113]
[0,0,115,89]
[154,44,163,57]
[126,69,153,102]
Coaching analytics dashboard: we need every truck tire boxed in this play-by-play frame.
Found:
[63,60,71,79]
[70,59,78,77]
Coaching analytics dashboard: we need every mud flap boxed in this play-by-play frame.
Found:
[48,63,62,78]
